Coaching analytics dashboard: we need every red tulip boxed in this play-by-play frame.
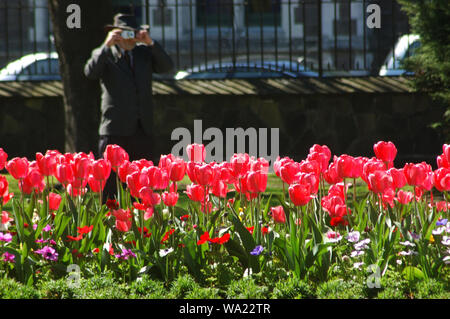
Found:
[113,209,132,232]
[279,161,300,185]
[126,171,143,198]
[36,152,57,176]
[374,141,397,165]
[139,186,161,206]
[20,168,45,194]
[118,160,139,183]
[186,143,205,163]
[367,170,394,194]
[147,167,169,190]
[388,168,407,189]
[246,170,267,193]
[103,144,129,170]
[66,183,87,197]
[336,155,359,179]
[162,191,179,207]
[72,155,92,181]
[323,161,342,185]
[288,183,312,206]
[270,205,286,224]
[0,176,13,205]
[87,175,103,193]
[0,148,7,171]
[168,158,186,182]
[297,172,320,194]
[47,192,62,211]
[185,183,204,202]
[92,159,111,182]
[77,225,93,235]
[6,157,29,180]
[362,158,386,184]
[158,153,175,169]
[434,168,450,192]
[195,163,214,186]
[230,153,250,178]
[55,162,74,186]
[273,156,293,178]
[437,154,449,169]
[443,144,450,164]
[403,162,432,188]
[396,190,413,205]
[212,179,228,198]
[308,144,331,172]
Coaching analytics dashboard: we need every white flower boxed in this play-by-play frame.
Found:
[351,250,365,258]
[159,248,174,257]
[396,259,402,266]
[354,238,370,250]
[446,223,450,234]
[444,256,450,265]
[399,241,416,247]
[346,231,360,243]
[441,236,450,246]
[399,250,417,256]
[243,268,253,278]
[326,231,343,243]
[432,227,446,236]
[353,262,364,269]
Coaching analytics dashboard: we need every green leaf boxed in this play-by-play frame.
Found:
[402,266,425,282]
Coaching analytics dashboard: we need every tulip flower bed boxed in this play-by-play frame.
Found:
[0,142,449,299]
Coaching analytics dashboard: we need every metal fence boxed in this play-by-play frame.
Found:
[0,0,413,78]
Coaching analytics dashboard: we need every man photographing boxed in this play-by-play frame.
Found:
[84,13,174,201]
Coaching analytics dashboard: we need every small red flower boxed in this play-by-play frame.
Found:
[106,199,119,210]
[261,226,269,235]
[67,234,83,241]
[77,225,93,235]
[161,228,175,244]
[197,231,210,245]
[246,226,254,235]
[92,248,100,253]
[180,214,190,221]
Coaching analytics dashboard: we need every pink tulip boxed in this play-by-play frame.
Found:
[185,183,204,202]
[434,168,450,192]
[47,192,62,211]
[279,161,301,185]
[246,170,267,193]
[288,183,312,206]
[168,158,186,182]
[36,152,58,176]
[367,170,394,194]
[373,141,397,165]
[388,168,407,189]
[118,161,139,183]
[162,191,179,207]
[186,143,205,163]
[103,144,129,170]
[443,144,450,164]
[403,162,432,189]
[212,180,228,198]
[91,159,111,183]
[270,205,286,224]
[0,148,8,171]
[195,163,214,186]
[6,157,29,180]
[396,190,413,205]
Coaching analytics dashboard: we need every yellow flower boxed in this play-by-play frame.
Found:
[429,235,435,243]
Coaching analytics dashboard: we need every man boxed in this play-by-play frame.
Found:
[84,13,174,200]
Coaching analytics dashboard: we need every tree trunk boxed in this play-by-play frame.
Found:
[47,0,112,154]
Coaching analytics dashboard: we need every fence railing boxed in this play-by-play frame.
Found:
[0,0,413,79]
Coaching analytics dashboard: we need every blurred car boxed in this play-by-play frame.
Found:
[379,34,420,76]
[0,52,60,81]
[175,61,318,80]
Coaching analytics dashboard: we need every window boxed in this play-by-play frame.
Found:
[152,7,173,26]
[196,0,233,27]
[294,2,319,36]
[245,0,281,27]
[334,1,356,36]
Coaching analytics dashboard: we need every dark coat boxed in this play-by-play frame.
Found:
[84,41,174,136]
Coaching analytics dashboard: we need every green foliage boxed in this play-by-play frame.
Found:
[413,279,450,299]
[271,275,315,299]
[316,278,366,299]
[398,0,450,140]
[225,277,269,299]
[0,278,41,299]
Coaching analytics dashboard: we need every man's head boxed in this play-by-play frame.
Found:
[105,14,145,51]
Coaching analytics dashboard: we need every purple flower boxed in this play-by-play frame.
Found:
[2,252,15,263]
[0,232,12,242]
[346,231,360,243]
[35,238,48,243]
[436,219,448,226]
[43,224,52,232]
[115,248,136,260]
[35,245,58,261]
[250,245,264,256]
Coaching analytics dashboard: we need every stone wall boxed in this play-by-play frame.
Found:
[0,91,445,167]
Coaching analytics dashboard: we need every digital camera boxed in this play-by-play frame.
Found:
[121,30,135,39]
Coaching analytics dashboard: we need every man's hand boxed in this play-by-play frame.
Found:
[105,29,123,48]
[136,30,154,46]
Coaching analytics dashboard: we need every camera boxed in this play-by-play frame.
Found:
[121,30,135,39]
